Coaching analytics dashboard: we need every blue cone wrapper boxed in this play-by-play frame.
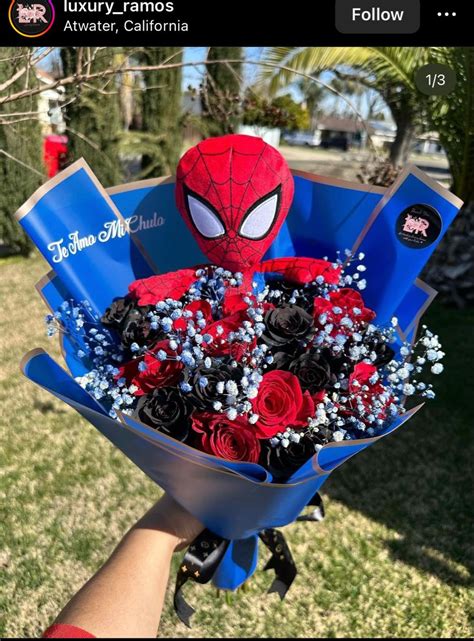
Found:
[17,158,462,590]
[350,167,462,324]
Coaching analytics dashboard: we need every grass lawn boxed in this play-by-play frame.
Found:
[0,253,472,638]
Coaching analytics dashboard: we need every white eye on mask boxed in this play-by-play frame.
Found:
[186,191,225,239]
[239,186,281,240]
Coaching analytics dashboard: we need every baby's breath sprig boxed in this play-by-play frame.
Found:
[336,249,368,291]
[384,324,444,400]
[45,300,132,418]
[45,299,122,366]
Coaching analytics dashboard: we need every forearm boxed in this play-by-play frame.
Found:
[53,497,202,638]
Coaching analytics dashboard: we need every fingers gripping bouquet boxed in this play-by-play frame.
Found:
[18,135,461,624]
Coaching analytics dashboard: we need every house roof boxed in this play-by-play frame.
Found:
[417,131,440,141]
[36,69,56,84]
[368,119,397,133]
[35,68,65,99]
[316,116,366,133]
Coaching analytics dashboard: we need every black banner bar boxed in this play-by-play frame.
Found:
[1,0,472,46]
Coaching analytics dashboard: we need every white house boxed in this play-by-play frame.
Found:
[36,69,66,135]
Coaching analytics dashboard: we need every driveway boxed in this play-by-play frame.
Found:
[280,144,451,187]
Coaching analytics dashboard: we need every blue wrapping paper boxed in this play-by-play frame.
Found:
[17,162,154,316]
[20,348,421,539]
[17,158,462,589]
[350,167,462,324]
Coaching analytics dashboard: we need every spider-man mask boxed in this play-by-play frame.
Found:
[175,134,294,273]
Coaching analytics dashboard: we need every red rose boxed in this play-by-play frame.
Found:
[173,299,214,331]
[313,287,375,334]
[185,299,213,320]
[192,412,261,463]
[347,362,392,422]
[349,362,378,390]
[120,340,182,396]
[222,292,275,318]
[128,268,197,306]
[261,257,341,285]
[333,289,376,324]
[204,310,253,361]
[349,362,386,403]
[117,355,143,382]
[312,389,326,404]
[251,370,315,438]
[222,293,249,316]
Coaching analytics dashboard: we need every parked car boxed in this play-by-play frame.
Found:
[320,134,349,152]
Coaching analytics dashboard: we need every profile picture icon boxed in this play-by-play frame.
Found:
[8,0,55,38]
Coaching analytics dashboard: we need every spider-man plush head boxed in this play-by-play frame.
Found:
[175,134,294,273]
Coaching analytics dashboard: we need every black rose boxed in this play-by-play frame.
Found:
[265,278,324,312]
[289,351,335,393]
[133,386,191,442]
[265,278,299,299]
[316,422,342,443]
[291,292,317,313]
[187,363,243,410]
[321,348,351,378]
[101,297,162,350]
[121,308,154,348]
[266,350,293,371]
[259,433,322,482]
[102,297,134,326]
[367,339,395,367]
[265,279,314,312]
[295,282,325,310]
[261,304,314,352]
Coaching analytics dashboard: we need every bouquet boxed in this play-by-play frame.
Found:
[64,256,442,481]
[17,134,462,623]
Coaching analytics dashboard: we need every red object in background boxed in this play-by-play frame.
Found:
[43,134,68,178]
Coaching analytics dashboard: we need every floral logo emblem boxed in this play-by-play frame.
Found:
[402,213,430,237]
[8,0,55,38]
[396,204,442,249]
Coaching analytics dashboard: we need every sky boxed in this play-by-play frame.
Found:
[181,47,265,89]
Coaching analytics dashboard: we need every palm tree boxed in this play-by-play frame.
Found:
[263,46,474,304]
[298,76,325,130]
[420,48,474,304]
[329,75,366,119]
[262,47,429,166]
[426,47,474,206]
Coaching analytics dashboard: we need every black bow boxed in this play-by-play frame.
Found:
[173,529,230,627]
[173,491,324,627]
[296,490,325,522]
[258,528,296,599]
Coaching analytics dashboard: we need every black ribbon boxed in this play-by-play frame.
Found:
[173,492,324,627]
[258,528,296,599]
[296,490,325,522]
[173,529,230,627]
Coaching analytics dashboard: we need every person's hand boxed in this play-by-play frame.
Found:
[134,493,204,551]
[50,495,204,637]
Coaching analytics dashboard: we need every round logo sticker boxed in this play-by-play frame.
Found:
[8,0,55,38]
[396,204,442,249]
